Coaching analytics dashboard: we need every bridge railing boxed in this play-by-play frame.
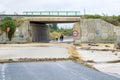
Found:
[23,11,80,16]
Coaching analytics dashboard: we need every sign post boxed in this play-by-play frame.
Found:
[6,27,10,41]
[7,27,10,33]
[72,30,79,47]
[72,30,79,37]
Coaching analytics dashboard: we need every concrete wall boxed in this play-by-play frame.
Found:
[73,22,81,42]
[30,23,50,42]
[115,27,120,43]
[0,32,6,42]
[14,21,50,42]
[0,20,50,43]
[13,21,31,42]
[74,19,118,43]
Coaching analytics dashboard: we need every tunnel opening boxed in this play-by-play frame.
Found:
[29,20,79,43]
[30,21,50,42]
[47,23,74,42]
[30,22,74,43]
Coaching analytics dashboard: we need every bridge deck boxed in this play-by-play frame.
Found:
[0,14,81,17]
[0,11,81,17]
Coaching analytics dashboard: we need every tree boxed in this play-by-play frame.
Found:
[117,15,120,22]
[0,17,16,41]
[52,23,58,30]
[83,14,101,19]
[15,18,25,27]
[49,23,58,32]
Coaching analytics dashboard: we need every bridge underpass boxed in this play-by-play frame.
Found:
[30,22,49,42]
[27,17,80,42]
[0,11,81,42]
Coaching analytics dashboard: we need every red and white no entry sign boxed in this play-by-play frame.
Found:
[72,30,79,37]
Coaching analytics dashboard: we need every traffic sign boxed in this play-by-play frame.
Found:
[7,27,10,32]
[72,30,79,37]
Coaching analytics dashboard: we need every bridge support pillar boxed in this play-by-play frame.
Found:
[30,23,50,42]
[73,22,81,43]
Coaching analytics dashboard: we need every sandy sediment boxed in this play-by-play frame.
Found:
[76,43,120,77]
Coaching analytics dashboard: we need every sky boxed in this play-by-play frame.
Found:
[0,0,120,16]
[0,0,120,28]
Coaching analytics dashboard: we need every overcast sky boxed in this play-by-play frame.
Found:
[0,0,120,15]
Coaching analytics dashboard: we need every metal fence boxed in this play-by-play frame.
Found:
[23,11,80,16]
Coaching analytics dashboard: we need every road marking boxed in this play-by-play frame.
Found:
[2,72,5,75]
[2,75,5,78]
[2,64,5,72]
[1,64,6,80]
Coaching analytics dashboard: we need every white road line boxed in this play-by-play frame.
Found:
[2,64,5,72]
[1,64,6,80]
[2,73,5,75]
[2,75,5,78]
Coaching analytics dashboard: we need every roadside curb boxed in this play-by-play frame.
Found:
[0,58,71,63]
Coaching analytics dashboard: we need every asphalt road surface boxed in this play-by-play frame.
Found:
[0,46,69,59]
[0,61,119,80]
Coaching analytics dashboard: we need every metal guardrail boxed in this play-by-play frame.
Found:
[23,11,80,16]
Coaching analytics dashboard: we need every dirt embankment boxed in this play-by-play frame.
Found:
[68,45,96,69]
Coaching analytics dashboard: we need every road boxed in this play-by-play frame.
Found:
[0,46,69,59]
[0,61,119,80]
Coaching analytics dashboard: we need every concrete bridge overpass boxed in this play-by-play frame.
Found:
[27,17,80,23]
[0,11,81,42]
[27,17,80,42]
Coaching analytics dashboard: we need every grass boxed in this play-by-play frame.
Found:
[0,59,14,63]
[68,45,96,70]
[0,58,71,63]
[107,60,120,63]
[68,45,81,60]
[86,60,95,63]
[17,58,71,62]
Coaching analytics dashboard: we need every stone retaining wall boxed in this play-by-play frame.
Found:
[74,19,120,43]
